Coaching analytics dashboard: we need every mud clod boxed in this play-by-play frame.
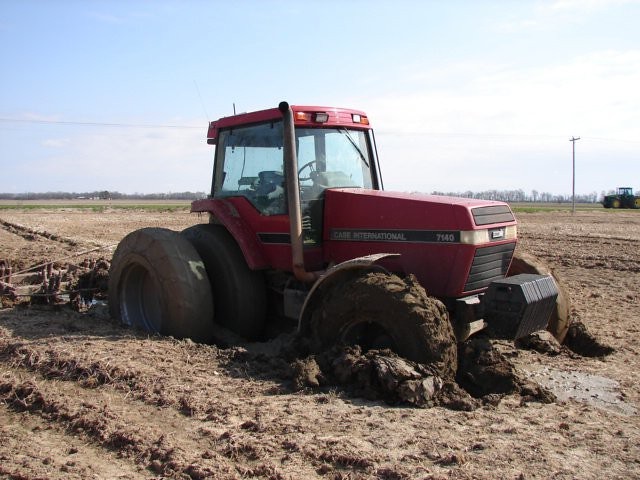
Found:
[293,346,448,407]
[456,336,555,404]
[290,357,324,390]
[292,345,490,409]
[457,337,518,397]
[515,330,562,355]
[563,320,615,357]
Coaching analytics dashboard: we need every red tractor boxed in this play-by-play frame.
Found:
[109,102,565,372]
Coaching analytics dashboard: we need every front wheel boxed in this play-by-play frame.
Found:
[108,227,214,343]
[308,272,458,379]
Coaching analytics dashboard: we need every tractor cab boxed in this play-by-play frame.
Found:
[202,106,381,251]
[206,105,380,239]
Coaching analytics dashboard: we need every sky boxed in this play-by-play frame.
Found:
[1,0,639,197]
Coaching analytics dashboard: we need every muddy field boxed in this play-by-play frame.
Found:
[0,207,639,479]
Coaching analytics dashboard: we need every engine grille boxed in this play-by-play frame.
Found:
[472,205,514,226]
[464,242,516,292]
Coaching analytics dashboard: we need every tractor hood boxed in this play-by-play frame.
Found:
[322,188,518,298]
[324,188,516,233]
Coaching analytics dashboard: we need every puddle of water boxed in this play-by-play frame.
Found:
[524,366,637,416]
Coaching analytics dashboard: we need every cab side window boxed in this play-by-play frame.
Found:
[214,121,286,215]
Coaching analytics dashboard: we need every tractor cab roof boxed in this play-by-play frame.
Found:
[207,105,371,145]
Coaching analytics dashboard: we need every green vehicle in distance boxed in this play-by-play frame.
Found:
[603,187,640,209]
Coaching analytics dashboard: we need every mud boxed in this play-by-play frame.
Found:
[288,337,558,410]
[1,208,639,479]
[309,272,458,379]
[292,340,554,411]
[515,330,563,355]
[292,346,449,407]
[456,336,555,404]
[523,366,638,416]
[0,245,596,412]
[563,318,616,357]
[69,257,111,307]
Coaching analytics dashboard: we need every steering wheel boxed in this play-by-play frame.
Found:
[297,160,318,182]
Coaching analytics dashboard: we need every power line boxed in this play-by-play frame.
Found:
[377,129,566,140]
[2,117,639,145]
[377,129,640,144]
[582,136,640,145]
[0,117,201,129]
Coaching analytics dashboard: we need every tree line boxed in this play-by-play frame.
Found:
[0,189,628,203]
[0,191,207,201]
[429,189,605,203]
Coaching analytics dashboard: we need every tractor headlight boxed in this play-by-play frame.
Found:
[505,225,517,239]
[460,225,517,245]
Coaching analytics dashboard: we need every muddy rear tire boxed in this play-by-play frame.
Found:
[181,224,266,339]
[308,272,458,379]
[108,227,214,343]
[508,250,571,343]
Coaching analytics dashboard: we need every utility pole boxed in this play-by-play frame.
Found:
[570,136,580,215]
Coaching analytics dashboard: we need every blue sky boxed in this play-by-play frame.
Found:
[1,0,639,196]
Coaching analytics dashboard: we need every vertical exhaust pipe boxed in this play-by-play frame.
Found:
[279,101,320,284]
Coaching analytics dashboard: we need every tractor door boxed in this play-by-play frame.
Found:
[295,127,376,246]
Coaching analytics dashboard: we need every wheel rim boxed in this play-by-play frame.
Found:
[341,320,397,352]
[119,263,162,332]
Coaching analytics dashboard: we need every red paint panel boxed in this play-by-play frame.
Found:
[191,197,323,272]
[207,105,371,143]
[190,198,269,269]
[323,189,517,298]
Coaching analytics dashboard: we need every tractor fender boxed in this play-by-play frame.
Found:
[191,198,268,269]
[297,253,400,335]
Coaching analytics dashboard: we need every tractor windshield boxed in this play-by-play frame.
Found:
[296,127,373,197]
[213,121,374,216]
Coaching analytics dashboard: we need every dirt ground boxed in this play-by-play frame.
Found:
[0,207,639,479]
